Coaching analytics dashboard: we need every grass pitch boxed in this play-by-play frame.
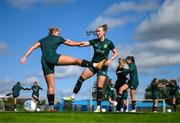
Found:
[0,112,180,123]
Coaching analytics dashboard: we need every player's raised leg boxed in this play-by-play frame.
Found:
[116,84,129,102]
[63,68,94,102]
[58,55,105,69]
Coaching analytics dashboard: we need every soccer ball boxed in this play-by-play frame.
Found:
[24,100,37,112]
[101,108,106,112]
[36,108,40,112]
[167,109,172,113]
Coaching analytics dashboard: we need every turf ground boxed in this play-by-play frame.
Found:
[0,112,180,123]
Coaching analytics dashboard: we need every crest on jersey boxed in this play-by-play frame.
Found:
[104,44,108,48]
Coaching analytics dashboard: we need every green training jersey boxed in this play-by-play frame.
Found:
[152,82,158,91]
[89,38,115,62]
[106,85,115,97]
[169,84,180,94]
[12,84,24,96]
[123,63,139,84]
[38,35,65,58]
[31,86,42,96]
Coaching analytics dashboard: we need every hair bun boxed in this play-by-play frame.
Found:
[102,24,108,32]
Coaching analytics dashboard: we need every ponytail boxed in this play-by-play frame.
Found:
[98,24,108,32]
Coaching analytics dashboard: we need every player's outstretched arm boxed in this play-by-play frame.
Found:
[22,86,31,90]
[79,41,90,47]
[105,48,118,66]
[63,39,82,47]
[158,83,166,88]
[64,40,90,47]
[40,86,43,90]
[20,42,41,64]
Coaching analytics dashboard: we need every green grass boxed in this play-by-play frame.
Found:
[0,112,180,122]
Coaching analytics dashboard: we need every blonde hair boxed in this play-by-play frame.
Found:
[118,57,125,68]
[48,27,60,35]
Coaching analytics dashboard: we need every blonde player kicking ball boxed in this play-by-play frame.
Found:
[20,27,105,112]
[63,24,118,112]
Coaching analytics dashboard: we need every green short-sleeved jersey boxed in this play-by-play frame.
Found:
[169,84,180,98]
[31,86,42,97]
[38,35,66,75]
[122,63,139,89]
[106,85,115,98]
[12,84,24,97]
[89,38,115,62]
[39,35,65,64]
[152,83,158,99]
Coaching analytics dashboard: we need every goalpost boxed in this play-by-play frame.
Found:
[0,98,5,112]
[126,99,166,112]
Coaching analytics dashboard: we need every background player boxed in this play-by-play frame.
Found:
[115,57,128,112]
[30,81,43,105]
[168,79,180,112]
[105,78,116,112]
[116,56,139,112]
[10,82,29,111]
[151,78,166,112]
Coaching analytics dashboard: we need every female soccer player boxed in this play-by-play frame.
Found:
[115,58,128,112]
[12,82,29,111]
[20,27,105,112]
[30,81,43,104]
[168,80,180,112]
[63,24,118,112]
[151,78,166,112]
[105,78,115,112]
[116,56,139,112]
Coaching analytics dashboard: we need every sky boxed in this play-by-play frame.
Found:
[0,0,180,101]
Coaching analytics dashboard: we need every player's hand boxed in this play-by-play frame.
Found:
[20,56,27,64]
[66,39,72,42]
[104,59,112,66]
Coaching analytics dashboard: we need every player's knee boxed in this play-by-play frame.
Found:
[74,59,81,65]
[47,87,54,94]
